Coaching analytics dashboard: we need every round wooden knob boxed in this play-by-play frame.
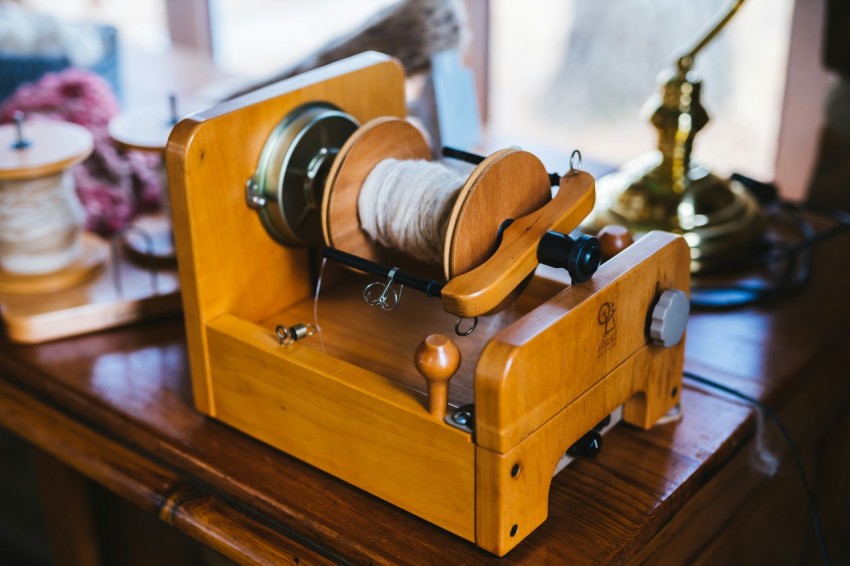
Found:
[414,334,461,417]
[596,224,634,261]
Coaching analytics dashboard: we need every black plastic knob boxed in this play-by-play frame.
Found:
[536,231,601,283]
[567,430,603,459]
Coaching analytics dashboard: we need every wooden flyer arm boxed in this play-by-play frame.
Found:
[440,171,596,318]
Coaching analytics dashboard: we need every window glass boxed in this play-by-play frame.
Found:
[489,0,795,180]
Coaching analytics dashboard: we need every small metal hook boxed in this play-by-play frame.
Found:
[569,149,583,172]
[454,316,478,337]
[276,323,318,345]
[363,266,404,311]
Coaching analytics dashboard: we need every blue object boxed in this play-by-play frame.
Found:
[0,25,121,103]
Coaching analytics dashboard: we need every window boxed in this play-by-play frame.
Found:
[488,0,795,181]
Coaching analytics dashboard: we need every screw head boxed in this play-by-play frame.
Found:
[453,409,471,426]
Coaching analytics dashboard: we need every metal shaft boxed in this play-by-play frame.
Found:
[322,247,443,298]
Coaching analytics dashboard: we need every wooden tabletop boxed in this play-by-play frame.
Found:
[0,227,848,564]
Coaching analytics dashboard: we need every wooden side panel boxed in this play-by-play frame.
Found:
[475,231,691,453]
[205,314,476,540]
[166,53,406,414]
[476,342,685,556]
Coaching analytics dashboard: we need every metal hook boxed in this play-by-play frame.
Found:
[10,111,31,150]
[569,149,583,172]
[276,323,318,345]
[363,266,404,311]
[454,316,478,337]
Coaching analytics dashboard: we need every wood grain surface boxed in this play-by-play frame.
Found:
[167,52,407,415]
[441,169,595,318]
[0,216,848,562]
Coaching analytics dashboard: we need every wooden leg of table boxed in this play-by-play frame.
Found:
[32,450,100,566]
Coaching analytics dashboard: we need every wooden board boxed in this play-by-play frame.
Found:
[475,231,690,453]
[0,233,181,343]
[471,231,690,554]
[0,232,106,295]
[166,52,407,414]
[256,266,567,409]
[206,313,476,540]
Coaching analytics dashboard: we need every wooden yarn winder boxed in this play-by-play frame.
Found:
[168,52,690,556]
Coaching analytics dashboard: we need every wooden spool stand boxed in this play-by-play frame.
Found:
[167,52,690,556]
[0,120,181,343]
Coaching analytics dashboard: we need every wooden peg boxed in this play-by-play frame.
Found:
[597,224,634,261]
[414,334,461,418]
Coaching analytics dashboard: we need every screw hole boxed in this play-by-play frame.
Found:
[671,386,678,398]
[510,524,518,537]
[511,463,520,478]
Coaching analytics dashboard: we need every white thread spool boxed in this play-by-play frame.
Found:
[357,158,468,264]
[0,118,93,276]
[323,117,553,282]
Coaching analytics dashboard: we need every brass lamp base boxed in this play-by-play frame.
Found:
[588,152,764,272]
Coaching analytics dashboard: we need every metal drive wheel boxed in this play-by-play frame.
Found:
[246,102,359,246]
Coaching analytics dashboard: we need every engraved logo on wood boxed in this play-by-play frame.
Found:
[597,301,617,356]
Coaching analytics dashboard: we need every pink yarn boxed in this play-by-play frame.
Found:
[0,68,164,234]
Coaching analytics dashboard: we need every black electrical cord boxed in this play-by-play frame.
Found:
[690,177,850,309]
[682,371,831,565]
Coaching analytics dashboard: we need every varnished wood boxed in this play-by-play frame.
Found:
[0,231,106,296]
[0,377,335,565]
[32,450,101,566]
[168,54,695,555]
[322,116,432,263]
[206,313,476,539]
[414,334,461,417]
[597,224,634,260]
[0,208,848,563]
[325,121,553,296]
[0,121,93,180]
[441,170,595,318]
[0,233,181,344]
[167,52,407,414]
[475,231,690,453]
[474,231,689,554]
[444,148,552,279]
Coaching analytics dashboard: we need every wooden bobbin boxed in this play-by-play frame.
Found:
[0,120,105,295]
[107,97,210,153]
[322,116,597,317]
[108,100,208,263]
[322,117,552,281]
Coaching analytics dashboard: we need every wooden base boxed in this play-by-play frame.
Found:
[193,231,688,556]
[0,233,181,344]
[0,232,107,296]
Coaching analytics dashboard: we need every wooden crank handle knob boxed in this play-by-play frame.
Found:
[596,224,634,261]
[414,334,461,418]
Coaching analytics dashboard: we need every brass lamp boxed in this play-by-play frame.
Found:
[591,0,763,270]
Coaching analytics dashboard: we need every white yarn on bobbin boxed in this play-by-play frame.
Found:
[358,158,466,263]
[0,171,85,275]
